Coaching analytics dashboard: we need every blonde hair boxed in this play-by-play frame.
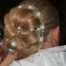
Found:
[4,0,59,59]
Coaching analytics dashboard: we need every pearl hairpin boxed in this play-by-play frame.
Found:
[0,42,3,46]
[18,5,23,8]
[40,24,45,30]
[8,41,16,52]
[28,5,34,9]
[8,49,14,52]
[11,41,16,47]
[35,11,41,17]
[29,28,34,31]
[18,27,21,30]
[39,36,44,42]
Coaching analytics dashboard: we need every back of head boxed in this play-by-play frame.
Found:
[4,0,59,59]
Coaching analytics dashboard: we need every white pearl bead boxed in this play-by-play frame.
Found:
[40,24,45,30]
[11,41,16,47]
[39,36,44,42]
[37,28,40,30]
[28,5,33,9]
[0,42,3,46]
[18,5,23,8]
[18,27,21,30]
[36,12,41,17]
[9,49,14,52]
[29,28,34,31]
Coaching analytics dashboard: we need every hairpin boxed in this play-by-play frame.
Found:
[29,28,34,31]
[39,36,44,42]
[35,11,41,17]
[11,41,16,47]
[8,48,14,52]
[18,5,23,8]
[18,27,21,30]
[39,24,45,30]
[28,5,34,9]
[8,41,16,52]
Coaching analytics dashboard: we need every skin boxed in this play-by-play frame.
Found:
[0,48,6,64]
[0,51,18,66]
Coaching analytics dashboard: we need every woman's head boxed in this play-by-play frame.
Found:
[4,0,59,59]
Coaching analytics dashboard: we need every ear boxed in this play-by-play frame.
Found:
[52,26,59,42]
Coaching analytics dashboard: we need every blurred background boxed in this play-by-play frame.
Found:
[0,0,66,46]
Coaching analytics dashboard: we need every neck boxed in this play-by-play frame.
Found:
[41,41,53,49]
[40,30,59,49]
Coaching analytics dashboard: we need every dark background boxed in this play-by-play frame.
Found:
[0,0,66,46]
